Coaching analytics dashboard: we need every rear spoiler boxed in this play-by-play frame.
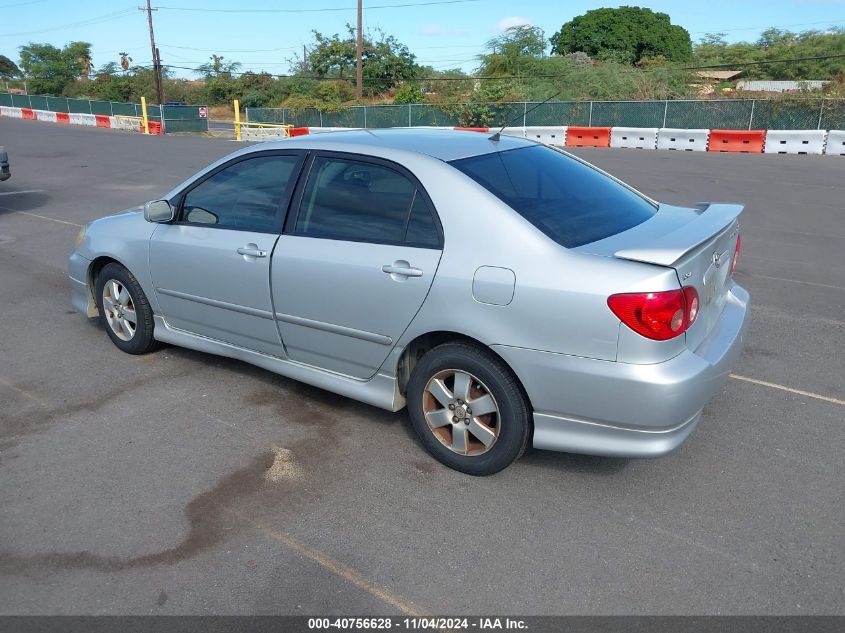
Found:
[614,203,743,267]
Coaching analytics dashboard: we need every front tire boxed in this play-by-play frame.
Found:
[406,343,531,475]
[95,263,158,355]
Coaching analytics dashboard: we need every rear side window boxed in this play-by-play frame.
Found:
[450,145,656,248]
[294,156,440,247]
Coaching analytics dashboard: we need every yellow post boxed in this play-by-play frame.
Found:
[234,99,241,141]
[140,96,150,135]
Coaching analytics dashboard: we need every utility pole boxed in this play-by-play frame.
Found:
[356,0,363,99]
[141,0,164,104]
[303,44,308,73]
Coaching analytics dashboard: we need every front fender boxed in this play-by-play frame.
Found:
[73,210,160,314]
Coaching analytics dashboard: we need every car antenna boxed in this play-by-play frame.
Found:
[489,88,565,142]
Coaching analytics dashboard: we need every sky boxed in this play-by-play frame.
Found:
[2,0,845,78]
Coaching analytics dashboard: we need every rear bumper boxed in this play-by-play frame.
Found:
[493,284,750,457]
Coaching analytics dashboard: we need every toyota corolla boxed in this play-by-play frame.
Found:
[69,129,749,475]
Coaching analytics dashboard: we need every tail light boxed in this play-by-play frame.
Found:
[729,234,741,275]
[607,287,700,341]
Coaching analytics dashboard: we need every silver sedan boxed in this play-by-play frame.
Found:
[69,129,749,475]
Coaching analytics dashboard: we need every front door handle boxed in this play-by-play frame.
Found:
[382,261,423,278]
[237,245,267,258]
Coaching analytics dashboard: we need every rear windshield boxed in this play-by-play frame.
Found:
[449,145,656,248]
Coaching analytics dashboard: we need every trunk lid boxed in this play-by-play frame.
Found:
[577,203,743,351]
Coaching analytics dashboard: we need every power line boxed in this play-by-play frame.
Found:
[681,53,845,69]
[160,44,298,53]
[417,56,479,62]
[155,0,481,13]
[0,8,136,37]
[0,0,47,9]
[408,44,486,50]
[690,18,845,35]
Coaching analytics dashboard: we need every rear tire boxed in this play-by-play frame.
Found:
[95,263,158,355]
[406,342,531,475]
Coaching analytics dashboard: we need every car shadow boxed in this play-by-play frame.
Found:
[0,190,51,214]
[86,323,633,475]
[519,448,631,476]
[156,343,418,442]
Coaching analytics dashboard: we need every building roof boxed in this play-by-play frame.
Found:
[736,80,829,92]
[695,70,743,80]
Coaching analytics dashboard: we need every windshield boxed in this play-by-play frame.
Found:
[450,145,656,248]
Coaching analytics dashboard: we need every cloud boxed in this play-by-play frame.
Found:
[420,24,445,36]
[497,16,532,31]
[419,24,469,37]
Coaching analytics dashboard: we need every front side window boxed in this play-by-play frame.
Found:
[181,154,301,232]
[294,156,440,247]
[450,145,656,248]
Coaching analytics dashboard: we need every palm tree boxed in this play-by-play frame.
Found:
[78,51,93,78]
[120,52,132,73]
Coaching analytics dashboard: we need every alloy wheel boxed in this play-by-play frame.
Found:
[422,369,501,456]
[102,278,137,341]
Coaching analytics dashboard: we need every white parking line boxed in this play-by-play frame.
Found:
[0,376,51,409]
[0,189,46,197]
[14,211,82,227]
[737,272,845,292]
[220,502,425,617]
[730,374,845,406]
[755,226,845,241]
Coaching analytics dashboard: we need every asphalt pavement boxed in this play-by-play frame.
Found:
[0,117,843,615]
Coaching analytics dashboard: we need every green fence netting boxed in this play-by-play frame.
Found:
[162,105,210,133]
[246,99,844,131]
[4,93,842,133]
[0,93,208,132]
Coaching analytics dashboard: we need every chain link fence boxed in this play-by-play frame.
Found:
[0,92,209,133]
[248,98,845,130]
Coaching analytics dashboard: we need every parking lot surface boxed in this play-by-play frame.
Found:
[0,117,843,615]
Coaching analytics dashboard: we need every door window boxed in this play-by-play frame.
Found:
[181,154,301,233]
[294,156,440,247]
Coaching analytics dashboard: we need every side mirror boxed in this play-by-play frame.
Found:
[144,200,175,223]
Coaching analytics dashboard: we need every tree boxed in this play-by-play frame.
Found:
[551,7,692,64]
[18,41,92,94]
[362,31,418,95]
[441,80,514,127]
[392,81,422,104]
[758,28,797,49]
[69,42,93,78]
[480,25,546,77]
[0,55,21,79]
[699,33,727,47]
[693,27,845,80]
[119,52,132,72]
[305,26,417,96]
[95,62,119,77]
[308,30,356,79]
[488,25,546,60]
[194,54,242,78]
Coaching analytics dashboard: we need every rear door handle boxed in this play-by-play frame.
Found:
[237,245,267,258]
[382,263,423,278]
